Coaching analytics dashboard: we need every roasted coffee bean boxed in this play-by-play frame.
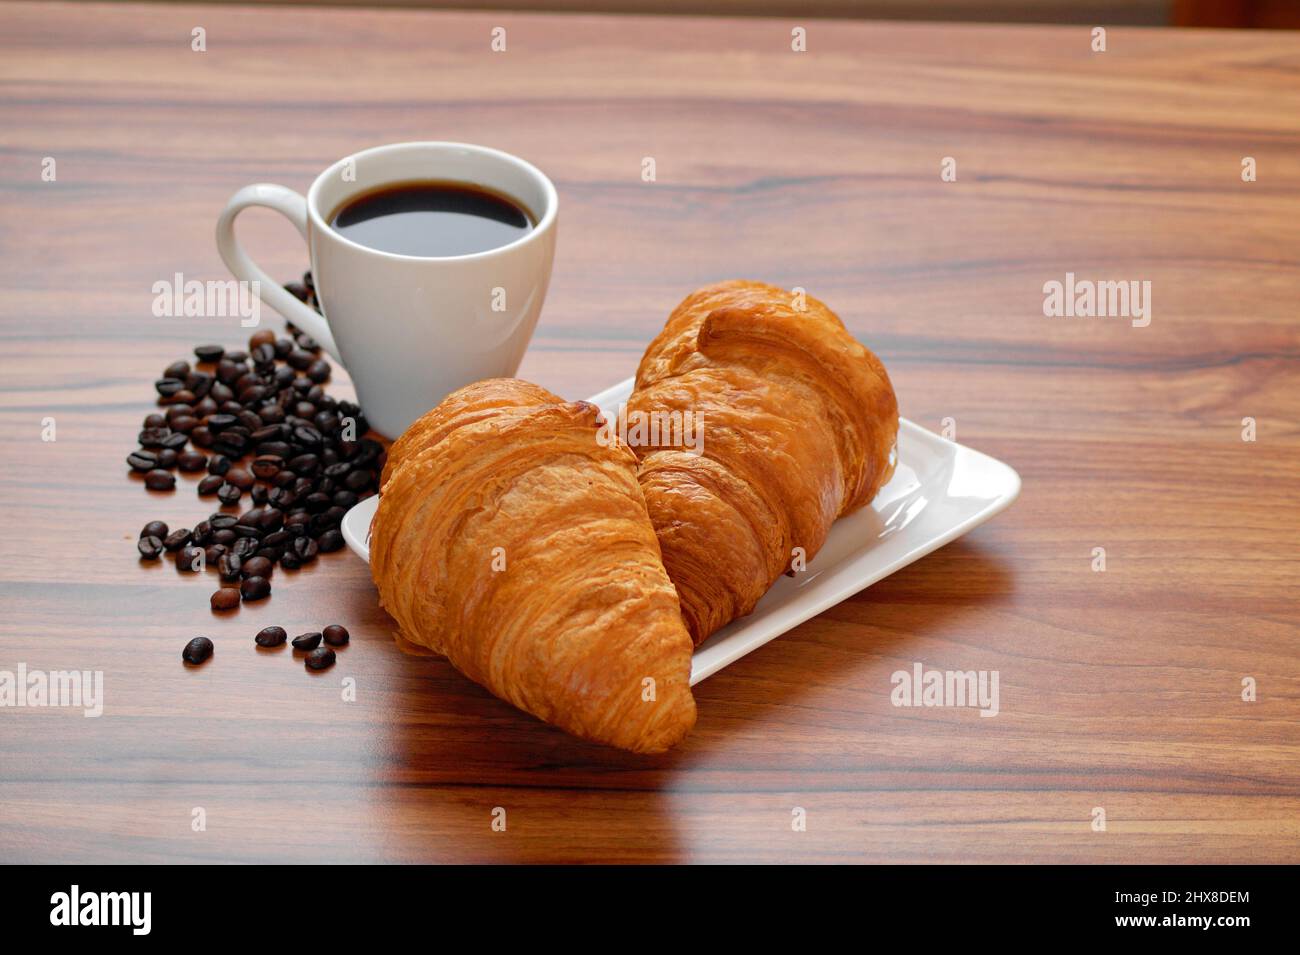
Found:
[164,359,191,380]
[194,344,224,363]
[292,425,323,448]
[226,349,248,363]
[155,377,185,397]
[207,413,238,433]
[291,631,322,651]
[216,358,243,384]
[249,329,276,350]
[207,454,232,476]
[224,467,255,490]
[138,427,170,448]
[240,575,271,601]
[255,625,287,648]
[344,469,374,491]
[137,535,164,560]
[288,453,319,475]
[297,333,320,352]
[258,441,292,459]
[286,348,315,371]
[204,544,228,564]
[239,385,269,404]
[182,636,214,664]
[190,425,213,448]
[263,528,290,547]
[322,624,350,647]
[260,404,286,425]
[127,450,158,472]
[210,588,240,612]
[260,508,284,533]
[144,469,176,491]
[241,556,273,579]
[306,360,331,383]
[231,537,259,559]
[250,457,282,482]
[218,552,242,582]
[162,388,196,406]
[178,451,207,472]
[280,551,302,570]
[252,424,289,444]
[192,520,213,545]
[194,396,219,418]
[254,545,284,563]
[210,514,238,530]
[197,474,223,496]
[304,492,331,513]
[249,484,269,506]
[332,490,358,509]
[140,520,169,539]
[212,529,236,546]
[160,431,188,450]
[176,545,205,572]
[292,537,319,563]
[237,507,264,527]
[143,412,167,429]
[237,409,263,431]
[317,529,344,553]
[169,415,199,435]
[232,524,263,541]
[305,647,336,671]
[162,528,191,552]
[155,448,179,469]
[252,342,276,365]
[216,483,242,505]
[267,487,296,509]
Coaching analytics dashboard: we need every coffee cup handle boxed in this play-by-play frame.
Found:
[216,183,341,361]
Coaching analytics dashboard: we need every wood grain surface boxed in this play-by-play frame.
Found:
[1,2,1298,864]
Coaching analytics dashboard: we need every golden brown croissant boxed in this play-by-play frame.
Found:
[371,378,696,753]
[626,280,899,644]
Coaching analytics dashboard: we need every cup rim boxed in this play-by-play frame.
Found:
[307,141,558,263]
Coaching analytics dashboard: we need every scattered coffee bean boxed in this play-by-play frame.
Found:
[317,529,344,552]
[182,636,215,665]
[197,474,224,496]
[176,546,205,572]
[240,575,271,601]
[218,552,242,582]
[217,483,242,505]
[255,625,287,647]
[210,588,241,611]
[322,624,350,647]
[162,528,191,552]
[140,520,169,539]
[137,536,164,560]
[305,647,336,671]
[144,469,176,491]
[194,344,224,362]
[291,631,322,650]
[127,450,158,472]
[241,555,273,579]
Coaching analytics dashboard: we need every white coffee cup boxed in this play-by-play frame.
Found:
[216,141,558,437]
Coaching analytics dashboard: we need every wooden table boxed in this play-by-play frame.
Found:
[1,2,1297,864]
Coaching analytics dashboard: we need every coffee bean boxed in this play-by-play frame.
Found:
[138,427,170,448]
[291,631,322,650]
[218,552,242,582]
[144,469,176,491]
[322,624,349,647]
[291,537,319,563]
[306,360,331,383]
[216,483,242,505]
[155,377,185,397]
[194,344,224,363]
[204,544,228,564]
[182,636,214,664]
[190,426,213,448]
[207,454,232,476]
[241,556,273,579]
[240,575,271,601]
[225,467,255,490]
[192,521,213,545]
[164,359,191,379]
[143,412,167,429]
[137,535,164,560]
[249,329,276,350]
[127,450,158,472]
[210,588,240,612]
[280,552,302,570]
[178,451,207,472]
[252,342,276,365]
[160,431,188,450]
[162,528,191,552]
[155,449,178,469]
[139,520,168,539]
[305,647,336,671]
[176,546,205,572]
[255,625,287,647]
[317,529,344,553]
[197,474,223,496]
[231,537,258,559]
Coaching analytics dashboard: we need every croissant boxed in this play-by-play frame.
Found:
[626,280,899,644]
[371,378,697,753]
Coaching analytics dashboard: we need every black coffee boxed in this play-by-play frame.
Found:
[330,180,533,257]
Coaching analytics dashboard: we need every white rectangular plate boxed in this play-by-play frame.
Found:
[342,376,1020,685]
